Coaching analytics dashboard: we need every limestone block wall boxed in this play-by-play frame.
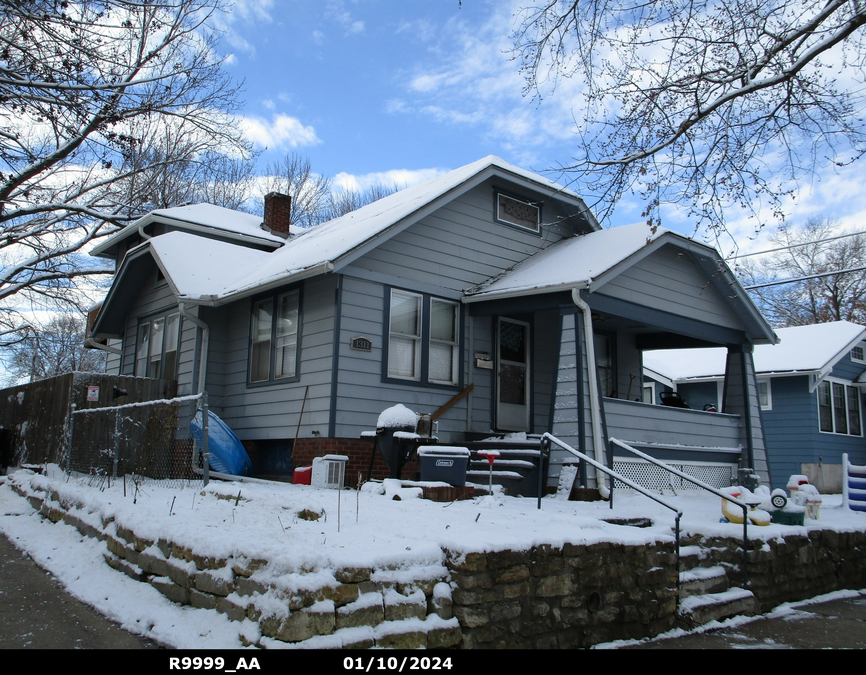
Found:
[444,542,679,649]
[12,482,462,649]
[10,476,866,649]
[681,531,866,611]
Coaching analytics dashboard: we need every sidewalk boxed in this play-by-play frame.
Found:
[0,531,160,649]
[626,592,866,649]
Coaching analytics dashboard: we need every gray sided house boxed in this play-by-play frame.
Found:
[644,321,866,492]
[89,156,777,490]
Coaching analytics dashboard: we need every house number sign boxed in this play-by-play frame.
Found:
[351,336,373,352]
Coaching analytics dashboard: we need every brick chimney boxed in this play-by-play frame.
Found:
[263,192,292,238]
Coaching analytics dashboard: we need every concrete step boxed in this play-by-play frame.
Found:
[678,544,710,572]
[679,565,729,600]
[677,587,759,629]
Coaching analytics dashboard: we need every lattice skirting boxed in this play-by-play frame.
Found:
[613,459,737,493]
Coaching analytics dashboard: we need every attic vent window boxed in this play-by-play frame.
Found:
[497,193,540,233]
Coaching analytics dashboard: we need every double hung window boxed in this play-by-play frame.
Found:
[818,379,862,436]
[135,313,180,380]
[250,289,300,384]
[387,289,460,386]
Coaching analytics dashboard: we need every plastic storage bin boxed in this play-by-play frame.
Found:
[418,446,470,486]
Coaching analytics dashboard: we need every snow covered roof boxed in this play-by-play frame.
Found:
[464,222,668,300]
[90,203,286,258]
[645,321,866,381]
[108,156,594,304]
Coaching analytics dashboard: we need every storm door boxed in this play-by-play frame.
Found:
[496,317,530,431]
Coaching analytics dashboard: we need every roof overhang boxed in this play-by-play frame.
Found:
[90,211,283,259]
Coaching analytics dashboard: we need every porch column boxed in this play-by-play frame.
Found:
[722,345,771,486]
[551,310,605,490]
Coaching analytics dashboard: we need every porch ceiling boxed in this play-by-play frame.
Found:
[586,293,748,348]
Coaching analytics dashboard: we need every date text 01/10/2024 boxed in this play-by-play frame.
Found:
[344,657,454,671]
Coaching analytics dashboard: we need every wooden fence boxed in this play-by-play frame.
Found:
[0,372,176,468]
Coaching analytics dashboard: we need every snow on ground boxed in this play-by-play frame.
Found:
[1,466,865,649]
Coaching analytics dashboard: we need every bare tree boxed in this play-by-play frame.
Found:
[0,0,251,343]
[511,0,866,236]
[327,182,400,220]
[257,153,333,229]
[5,313,106,385]
[737,218,866,326]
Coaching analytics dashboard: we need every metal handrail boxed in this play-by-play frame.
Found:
[609,437,750,589]
[541,433,684,597]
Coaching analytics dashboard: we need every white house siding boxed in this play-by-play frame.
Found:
[203,274,337,441]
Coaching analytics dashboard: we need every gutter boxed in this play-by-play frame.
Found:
[179,302,209,394]
[175,262,336,308]
[84,337,122,355]
[571,286,610,498]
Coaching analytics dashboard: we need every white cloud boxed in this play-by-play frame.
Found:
[239,114,321,150]
[332,167,447,192]
[326,0,365,36]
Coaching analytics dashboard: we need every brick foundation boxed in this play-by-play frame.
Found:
[293,437,422,486]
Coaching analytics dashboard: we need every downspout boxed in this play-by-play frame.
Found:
[571,287,610,498]
[179,302,208,394]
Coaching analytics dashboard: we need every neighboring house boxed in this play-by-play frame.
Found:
[644,321,866,492]
[89,156,777,490]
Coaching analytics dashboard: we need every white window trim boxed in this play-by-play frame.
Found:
[817,377,863,436]
[385,289,461,387]
[852,342,866,364]
[428,298,460,386]
[135,312,181,380]
[758,379,772,411]
[496,192,541,233]
[249,289,301,384]
[387,289,423,382]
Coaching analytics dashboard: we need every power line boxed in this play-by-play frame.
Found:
[728,230,866,260]
[743,265,866,290]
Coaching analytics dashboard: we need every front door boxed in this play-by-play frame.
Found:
[496,317,530,432]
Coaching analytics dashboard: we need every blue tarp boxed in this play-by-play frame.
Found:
[190,410,253,477]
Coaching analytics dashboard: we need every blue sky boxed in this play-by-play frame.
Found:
[217,1,866,248]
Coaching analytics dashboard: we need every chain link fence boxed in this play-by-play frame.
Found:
[66,393,209,489]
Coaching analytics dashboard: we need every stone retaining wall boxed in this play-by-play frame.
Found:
[681,531,866,612]
[445,542,679,648]
[11,478,866,649]
[12,482,461,649]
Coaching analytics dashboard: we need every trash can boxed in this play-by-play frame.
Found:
[418,446,470,486]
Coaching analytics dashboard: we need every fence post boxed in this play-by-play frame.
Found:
[112,407,121,482]
[65,403,76,477]
[201,391,209,488]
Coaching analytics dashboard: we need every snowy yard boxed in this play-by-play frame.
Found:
[1,465,865,649]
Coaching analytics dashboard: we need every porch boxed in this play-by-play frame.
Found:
[603,397,743,490]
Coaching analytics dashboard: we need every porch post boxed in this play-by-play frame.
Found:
[722,345,771,486]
